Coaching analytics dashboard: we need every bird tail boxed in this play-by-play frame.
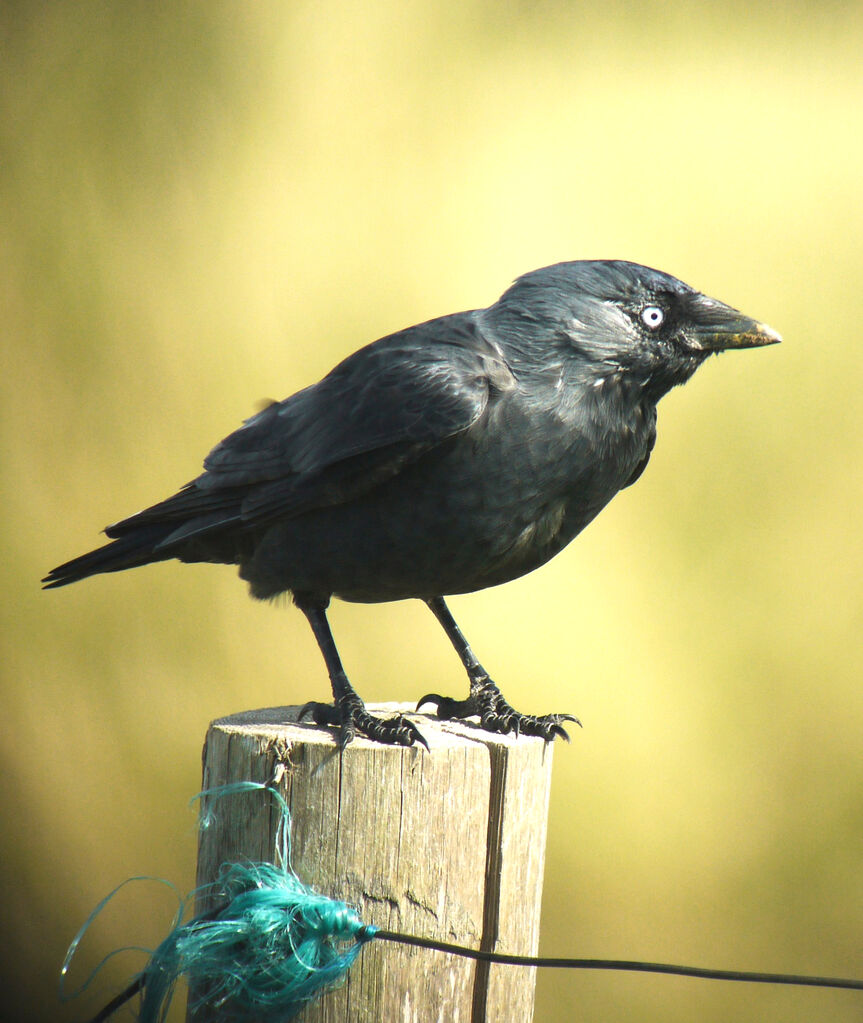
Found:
[42,524,177,589]
[44,478,248,589]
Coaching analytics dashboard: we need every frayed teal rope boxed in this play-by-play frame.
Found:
[143,859,373,1022]
[60,876,182,1002]
[63,783,376,1023]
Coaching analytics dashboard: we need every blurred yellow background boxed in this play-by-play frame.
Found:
[2,2,862,1020]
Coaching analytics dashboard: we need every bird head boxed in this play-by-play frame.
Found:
[487,260,781,401]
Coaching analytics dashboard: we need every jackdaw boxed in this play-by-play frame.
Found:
[44,260,781,748]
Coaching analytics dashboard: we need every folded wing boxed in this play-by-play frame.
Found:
[108,313,513,549]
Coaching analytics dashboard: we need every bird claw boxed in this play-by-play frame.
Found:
[419,683,579,743]
[416,692,473,718]
[299,695,429,751]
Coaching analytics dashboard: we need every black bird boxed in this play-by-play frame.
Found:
[44,260,780,748]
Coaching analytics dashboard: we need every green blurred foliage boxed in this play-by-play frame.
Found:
[2,1,862,1020]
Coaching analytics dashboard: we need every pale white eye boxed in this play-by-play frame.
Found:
[641,305,665,329]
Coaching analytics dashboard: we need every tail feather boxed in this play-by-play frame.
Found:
[44,478,248,589]
[42,524,176,589]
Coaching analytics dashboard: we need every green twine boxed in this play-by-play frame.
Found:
[63,783,376,1023]
[142,859,373,1022]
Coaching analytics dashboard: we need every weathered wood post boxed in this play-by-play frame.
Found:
[191,702,555,1022]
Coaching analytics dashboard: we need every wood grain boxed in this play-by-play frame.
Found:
[191,703,555,1022]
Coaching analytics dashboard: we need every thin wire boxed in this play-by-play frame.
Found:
[88,977,143,1023]
[372,929,863,992]
[86,925,863,1021]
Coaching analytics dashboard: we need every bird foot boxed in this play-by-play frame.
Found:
[299,692,429,751]
[418,680,579,742]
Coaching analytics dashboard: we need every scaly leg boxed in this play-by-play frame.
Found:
[295,594,428,750]
[418,595,579,741]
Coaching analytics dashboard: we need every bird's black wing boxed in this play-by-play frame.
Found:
[108,313,513,547]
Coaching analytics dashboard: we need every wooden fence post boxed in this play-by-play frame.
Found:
[191,702,555,1022]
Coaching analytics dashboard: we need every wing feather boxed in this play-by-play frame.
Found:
[108,312,513,541]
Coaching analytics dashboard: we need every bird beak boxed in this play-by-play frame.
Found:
[687,296,782,352]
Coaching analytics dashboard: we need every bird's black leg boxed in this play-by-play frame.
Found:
[295,594,428,750]
[418,596,579,742]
